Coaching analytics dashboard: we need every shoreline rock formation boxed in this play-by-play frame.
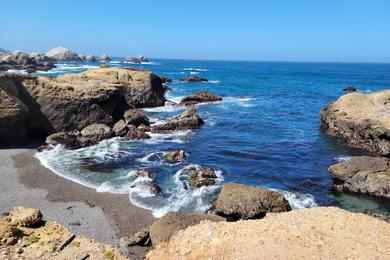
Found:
[180,76,208,82]
[0,51,55,72]
[320,90,390,155]
[328,156,390,199]
[152,108,204,133]
[180,91,222,106]
[0,67,165,144]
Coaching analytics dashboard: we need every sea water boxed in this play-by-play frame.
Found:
[35,59,390,217]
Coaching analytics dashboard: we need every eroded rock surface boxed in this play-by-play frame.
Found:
[152,108,204,133]
[180,91,222,106]
[320,90,390,155]
[328,156,390,199]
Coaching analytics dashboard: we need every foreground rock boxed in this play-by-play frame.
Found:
[147,207,390,260]
[0,51,54,72]
[180,76,208,82]
[0,67,164,144]
[328,156,390,199]
[212,182,291,220]
[45,46,82,61]
[320,90,390,155]
[152,108,204,133]
[180,91,222,106]
[120,212,224,249]
[1,207,125,259]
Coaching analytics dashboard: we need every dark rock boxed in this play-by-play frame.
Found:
[180,76,208,82]
[141,182,161,194]
[188,166,218,188]
[0,51,54,72]
[343,86,357,92]
[125,56,141,64]
[159,76,172,84]
[120,228,151,247]
[180,91,222,106]
[163,150,186,163]
[212,182,291,221]
[137,55,149,63]
[152,108,204,133]
[45,132,80,149]
[136,169,154,178]
[328,156,390,199]
[320,90,390,155]
[363,210,390,223]
[99,54,111,62]
[124,109,150,126]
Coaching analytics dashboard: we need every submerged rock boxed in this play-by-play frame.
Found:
[163,149,186,162]
[328,156,390,199]
[147,207,390,260]
[188,166,218,188]
[180,76,208,82]
[320,90,390,155]
[212,182,291,221]
[180,91,222,106]
[152,108,204,133]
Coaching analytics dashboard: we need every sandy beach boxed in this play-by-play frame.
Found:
[0,143,155,247]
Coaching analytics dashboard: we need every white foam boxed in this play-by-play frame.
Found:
[282,191,317,210]
[142,104,185,113]
[146,130,193,144]
[335,156,351,162]
[190,71,199,75]
[183,68,209,71]
[208,80,220,84]
[6,69,27,74]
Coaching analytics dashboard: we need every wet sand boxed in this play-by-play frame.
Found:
[0,145,155,246]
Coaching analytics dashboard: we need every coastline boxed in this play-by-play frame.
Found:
[0,144,155,246]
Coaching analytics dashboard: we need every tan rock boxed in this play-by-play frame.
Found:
[147,207,390,260]
[9,206,42,227]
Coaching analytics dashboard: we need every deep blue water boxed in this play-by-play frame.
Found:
[35,59,390,217]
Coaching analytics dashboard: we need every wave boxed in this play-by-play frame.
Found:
[190,71,199,75]
[183,68,209,71]
[334,156,351,162]
[208,80,220,84]
[6,69,27,74]
[282,191,317,210]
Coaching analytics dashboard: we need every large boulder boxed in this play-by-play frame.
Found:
[147,207,390,260]
[212,182,291,221]
[78,123,113,147]
[320,90,390,155]
[180,91,222,106]
[152,108,204,133]
[45,46,81,61]
[9,206,43,227]
[188,166,218,188]
[124,109,150,126]
[0,67,165,144]
[328,156,390,199]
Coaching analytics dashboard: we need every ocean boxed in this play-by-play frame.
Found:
[34,59,390,217]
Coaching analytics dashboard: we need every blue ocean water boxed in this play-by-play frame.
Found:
[35,59,390,217]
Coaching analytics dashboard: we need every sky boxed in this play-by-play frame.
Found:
[1,0,389,62]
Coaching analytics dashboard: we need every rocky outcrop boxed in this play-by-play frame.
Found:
[180,76,208,82]
[1,206,125,259]
[163,150,186,163]
[328,156,390,199]
[343,86,357,92]
[147,207,390,260]
[45,47,81,61]
[0,51,54,72]
[99,54,111,62]
[152,108,204,133]
[320,90,390,155]
[212,182,291,220]
[120,212,224,249]
[180,91,222,106]
[0,67,165,144]
[188,166,218,188]
[125,55,149,64]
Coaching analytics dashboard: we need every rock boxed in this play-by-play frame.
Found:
[152,108,204,133]
[99,54,111,62]
[159,76,172,84]
[148,212,224,245]
[78,123,113,147]
[328,156,390,199]
[141,183,161,194]
[180,91,222,106]
[120,228,150,247]
[45,132,80,149]
[112,119,127,136]
[125,56,141,64]
[9,207,42,227]
[124,125,151,140]
[136,169,154,178]
[320,90,390,155]
[0,67,165,144]
[180,76,208,82]
[163,150,186,162]
[188,166,218,188]
[363,210,390,222]
[212,182,291,221]
[0,51,54,72]
[138,55,149,63]
[124,109,150,126]
[147,207,390,260]
[343,86,357,92]
[45,47,81,61]
[84,55,97,62]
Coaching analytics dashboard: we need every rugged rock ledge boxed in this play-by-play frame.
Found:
[147,207,390,259]
[320,90,390,155]
[328,156,390,199]
[0,67,165,144]
[0,206,125,259]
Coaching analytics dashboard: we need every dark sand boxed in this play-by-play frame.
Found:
[0,145,155,247]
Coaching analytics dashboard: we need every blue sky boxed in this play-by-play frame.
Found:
[1,0,389,62]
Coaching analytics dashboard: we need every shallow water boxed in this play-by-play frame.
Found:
[35,59,390,217]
